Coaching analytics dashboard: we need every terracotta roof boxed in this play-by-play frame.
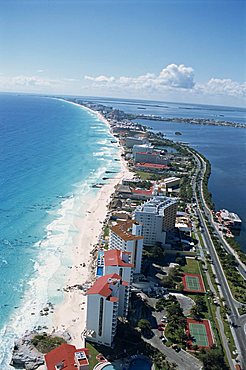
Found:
[132,186,154,196]
[136,151,159,155]
[86,273,121,297]
[44,343,89,370]
[136,162,169,169]
[104,249,134,268]
[110,220,144,242]
[109,296,119,302]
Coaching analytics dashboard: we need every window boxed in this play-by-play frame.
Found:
[98,298,104,337]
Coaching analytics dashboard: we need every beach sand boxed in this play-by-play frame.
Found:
[51,101,133,347]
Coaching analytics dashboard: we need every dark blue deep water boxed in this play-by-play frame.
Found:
[85,97,246,249]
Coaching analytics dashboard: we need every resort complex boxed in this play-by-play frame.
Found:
[10,99,245,370]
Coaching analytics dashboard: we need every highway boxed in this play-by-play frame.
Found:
[190,149,246,368]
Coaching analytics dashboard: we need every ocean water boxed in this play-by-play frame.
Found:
[0,94,121,366]
[84,97,246,250]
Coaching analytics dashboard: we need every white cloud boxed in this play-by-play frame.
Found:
[199,78,246,97]
[159,64,195,88]
[12,75,54,87]
[0,74,63,91]
[84,64,195,91]
[85,75,115,82]
[84,64,245,101]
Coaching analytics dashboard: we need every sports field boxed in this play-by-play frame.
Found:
[189,323,208,346]
[182,273,205,293]
[187,319,214,348]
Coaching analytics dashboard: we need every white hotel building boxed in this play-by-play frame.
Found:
[134,196,178,247]
[85,273,128,347]
[104,249,133,317]
[109,220,144,274]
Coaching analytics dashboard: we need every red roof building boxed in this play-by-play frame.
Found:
[85,274,129,346]
[131,186,154,198]
[110,220,144,242]
[44,343,89,370]
[135,162,169,170]
[86,273,124,298]
[104,249,133,268]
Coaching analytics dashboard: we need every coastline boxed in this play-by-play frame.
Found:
[50,101,133,347]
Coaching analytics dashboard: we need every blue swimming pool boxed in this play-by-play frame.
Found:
[96,266,104,276]
[101,365,116,370]
[128,358,151,370]
[98,250,104,260]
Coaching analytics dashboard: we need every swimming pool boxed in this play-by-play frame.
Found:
[100,365,116,370]
[96,266,104,276]
[128,358,151,370]
[98,250,104,260]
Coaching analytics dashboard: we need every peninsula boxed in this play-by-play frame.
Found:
[12,97,246,370]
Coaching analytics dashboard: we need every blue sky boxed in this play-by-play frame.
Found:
[0,0,245,106]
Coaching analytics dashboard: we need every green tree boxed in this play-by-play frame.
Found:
[199,347,229,370]
[138,319,151,333]
[151,245,164,260]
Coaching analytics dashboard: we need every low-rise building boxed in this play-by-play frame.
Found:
[132,144,153,157]
[125,136,147,148]
[44,343,89,370]
[134,151,170,165]
[131,186,155,200]
[216,209,242,229]
[134,196,178,246]
[159,177,180,191]
[85,273,128,347]
[109,220,144,274]
[135,162,169,173]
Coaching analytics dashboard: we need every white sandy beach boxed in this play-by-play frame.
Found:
[51,101,133,347]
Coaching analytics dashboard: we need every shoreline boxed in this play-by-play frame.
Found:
[49,100,133,347]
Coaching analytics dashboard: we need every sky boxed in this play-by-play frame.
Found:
[0,0,245,106]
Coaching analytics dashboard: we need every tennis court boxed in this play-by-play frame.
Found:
[189,323,208,347]
[187,319,214,348]
[186,276,201,290]
[182,273,205,293]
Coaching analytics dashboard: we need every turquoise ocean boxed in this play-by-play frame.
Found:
[0,94,121,367]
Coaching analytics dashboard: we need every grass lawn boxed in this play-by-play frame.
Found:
[135,171,155,180]
[197,231,205,248]
[86,342,100,370]
[181,258,200,274]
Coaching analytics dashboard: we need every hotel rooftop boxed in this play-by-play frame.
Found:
[86,273,128,301]
[110,220,144,242]
[135,196,177,214]
[104,249,133,268]
[44,343,89,370]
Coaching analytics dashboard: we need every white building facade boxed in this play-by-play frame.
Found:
[132,144,153,158]
[134,196,178,247]
[134,151,170,165]
[109,220,144,274]
[85,273,128,347]
[104,249,133,316]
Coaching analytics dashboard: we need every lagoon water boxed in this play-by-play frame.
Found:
[0,94,121,366]
[86,97,246,250]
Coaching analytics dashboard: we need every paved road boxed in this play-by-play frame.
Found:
[144,332,203,370]
[141,295,203,369]
[193,226,235,370]
[190,150,246,368]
